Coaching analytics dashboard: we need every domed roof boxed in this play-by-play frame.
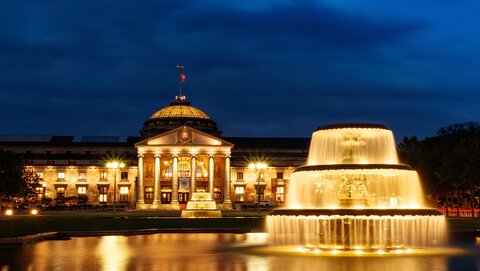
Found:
[149,100,210,120]
[140,96,222,139]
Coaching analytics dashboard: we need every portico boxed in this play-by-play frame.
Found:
[135,125,233,210]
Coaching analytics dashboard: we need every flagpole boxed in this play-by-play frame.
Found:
[176,64,184,99]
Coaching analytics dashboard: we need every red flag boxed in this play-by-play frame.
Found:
[180,71,186,83]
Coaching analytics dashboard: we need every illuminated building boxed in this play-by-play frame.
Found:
[0,95,308,210]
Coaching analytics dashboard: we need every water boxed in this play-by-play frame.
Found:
[267,215,447,248]
[0,233,478,271]
[307,127,398,165]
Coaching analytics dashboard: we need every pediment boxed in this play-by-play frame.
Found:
[135,126,233,147]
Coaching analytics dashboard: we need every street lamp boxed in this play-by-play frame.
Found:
[106,160,125,212]
[249,162,268,211]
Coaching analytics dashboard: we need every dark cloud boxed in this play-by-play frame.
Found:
[178,2,427,49]
[0,1,479,140]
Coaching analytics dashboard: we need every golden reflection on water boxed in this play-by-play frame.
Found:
[0,233,474,271]
[96,236,131,271]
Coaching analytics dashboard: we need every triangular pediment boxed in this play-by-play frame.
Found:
[135,126,233,147]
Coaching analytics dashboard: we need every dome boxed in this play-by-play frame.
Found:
[140,96,222,139]
[149,101,211,120]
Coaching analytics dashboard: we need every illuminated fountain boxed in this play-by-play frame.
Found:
[266,124,446,253]
[181,192,222,218]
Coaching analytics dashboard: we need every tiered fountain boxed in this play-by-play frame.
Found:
[267,124,446,253]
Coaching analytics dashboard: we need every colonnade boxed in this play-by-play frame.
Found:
[136,153,231,209]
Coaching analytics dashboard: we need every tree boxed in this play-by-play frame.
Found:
[398,122,480,217]
[0,150,39,205]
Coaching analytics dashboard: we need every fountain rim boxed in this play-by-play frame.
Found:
[269,208,443,216]
[294,164,412,173]
[316,123,390,131]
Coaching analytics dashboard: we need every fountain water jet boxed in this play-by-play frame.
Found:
[267,124,446,252]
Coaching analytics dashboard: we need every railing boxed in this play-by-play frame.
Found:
[438,208,480,217]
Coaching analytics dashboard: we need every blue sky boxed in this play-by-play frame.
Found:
[1,0,479,139]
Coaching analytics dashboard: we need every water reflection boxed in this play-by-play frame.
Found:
[0,233,478,271]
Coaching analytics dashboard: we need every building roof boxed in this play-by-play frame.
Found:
[149,100,210,120]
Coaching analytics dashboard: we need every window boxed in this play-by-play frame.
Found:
[99,187,108,204]
[57,172,65,180]
[214,186,222,200]
[79,171,86,181]
[164,166,173,178]
[121,172,128,180]
[36,172,44,180]
[161,191,172,203]
[235,186,245,202]
[119,186,129,203]
[77,186,87,195]
[56,187,65,198]
[35,187,45,201]
[100,171,107,180]
[256,185,265,201]
[145,187,154,201]
[277,172,284,180]
[237,172,243,181]
[276,186,285,202]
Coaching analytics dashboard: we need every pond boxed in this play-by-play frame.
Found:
[0,233,479,271]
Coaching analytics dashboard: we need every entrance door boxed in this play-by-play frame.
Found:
[161,192,172,204]
[179,192,189,203]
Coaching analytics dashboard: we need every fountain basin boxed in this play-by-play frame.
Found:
[270,209,443,216]
[267,210,446,250]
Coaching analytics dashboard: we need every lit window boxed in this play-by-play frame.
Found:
[57,172,65,179]
[214,186,222,200]
[237,172,243,180]
[56,187,66,199]
[145,186,154,201]
[79,172,86,180]
[100,171,107,180]
[164,166,173,178]
[235,186,245,202]
[120,187,129,194]
[99,187,108,204]
[36,172,44,179]
[276,186,285,202]
[119,186,129,203]
[78,186,87,194]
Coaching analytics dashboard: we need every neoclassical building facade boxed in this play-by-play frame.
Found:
[0,95,309,210]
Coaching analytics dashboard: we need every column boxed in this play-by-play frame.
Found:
[137,154,145,205]
[171,154,179,208]
[153,154,161,205]
[222,154,232,209]
[190,154,197,198]
[208,154,214,198]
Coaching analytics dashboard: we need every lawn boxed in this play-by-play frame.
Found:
[1,212,479,238]
[0,211,265,238]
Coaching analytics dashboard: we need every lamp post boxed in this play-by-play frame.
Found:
[106,161,125,212]
[249,162,268,212]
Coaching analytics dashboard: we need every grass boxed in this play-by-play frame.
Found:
[0,211,265,238]
[1,212,479,238]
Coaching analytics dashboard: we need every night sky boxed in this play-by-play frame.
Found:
[1,1,479,140]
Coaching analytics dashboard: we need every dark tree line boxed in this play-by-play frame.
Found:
[0,150,39,210]
[398,122,480,217]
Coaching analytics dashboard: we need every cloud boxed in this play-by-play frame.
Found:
[0,0,478,141]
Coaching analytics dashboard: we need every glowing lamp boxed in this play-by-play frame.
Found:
[5,209,13,216]
[31,209,38,215]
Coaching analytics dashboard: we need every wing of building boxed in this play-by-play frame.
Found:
[0,96,309,210]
